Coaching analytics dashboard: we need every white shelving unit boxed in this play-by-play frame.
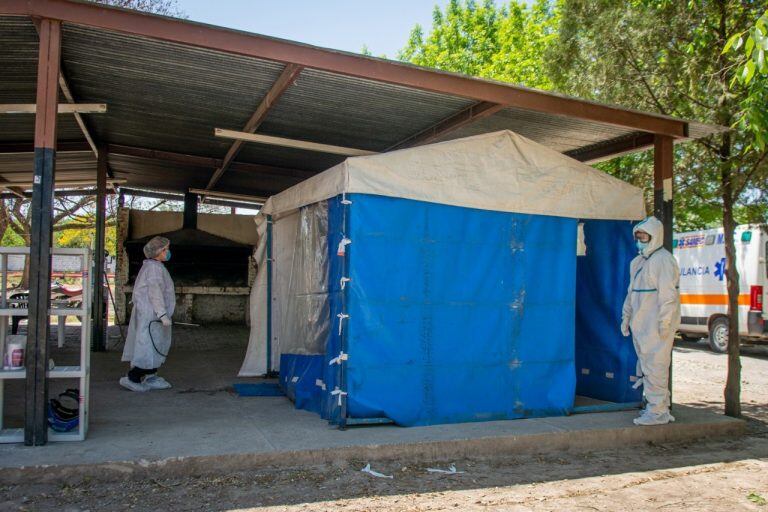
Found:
[0,247,91,443]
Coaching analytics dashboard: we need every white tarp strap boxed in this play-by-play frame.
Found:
[315,379,326,391]
[329,351,348,366]
[337,313,350,335]
[632,377,644,389]
[340,277,351,290]
[337,237,352,256]
[331,387,348,406]
[341,193,353,205]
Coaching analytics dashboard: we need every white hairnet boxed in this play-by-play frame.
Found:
[143,236,170,259]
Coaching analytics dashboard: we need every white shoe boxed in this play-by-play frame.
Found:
[144,375,172,390]
[119,376,150,392]
[633,410,675,426]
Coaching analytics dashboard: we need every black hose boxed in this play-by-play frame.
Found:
[148,319,169,358]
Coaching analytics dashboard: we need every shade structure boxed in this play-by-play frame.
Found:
[240,131,645,426]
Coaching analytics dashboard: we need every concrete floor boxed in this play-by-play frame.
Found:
[0,326,745,483]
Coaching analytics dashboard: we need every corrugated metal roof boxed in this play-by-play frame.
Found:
[0,13,726,198]
[60,23,287,158]
[434,107,639,153]
[257,68,475,151]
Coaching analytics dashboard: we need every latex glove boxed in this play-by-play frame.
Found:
[621,318,630,337]
[160,315,172,327]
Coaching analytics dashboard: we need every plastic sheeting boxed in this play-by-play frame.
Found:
[244,195,644,423]
[274,193,578,426]
[341,195,577,426]
[278,203,329,355]
[575,220,643,404]
[260,130,645,222]
[238,216,270,376]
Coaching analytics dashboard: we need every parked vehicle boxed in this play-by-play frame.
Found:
[674,224,768,352]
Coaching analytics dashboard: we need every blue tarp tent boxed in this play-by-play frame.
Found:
[240,130,646,427]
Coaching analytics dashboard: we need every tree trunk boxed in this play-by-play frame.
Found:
[721,162,741,418]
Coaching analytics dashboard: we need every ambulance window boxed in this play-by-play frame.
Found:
[742,231,752,243]
[705,235,715,245]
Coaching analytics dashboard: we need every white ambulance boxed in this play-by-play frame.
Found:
[673,224,768,352]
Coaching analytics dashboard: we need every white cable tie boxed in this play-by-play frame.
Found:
[341,193,353,205]
[291,376,299,383]
[330,387,348,406]
[337,237,352,256]
[340,277,351,290]
[632,377,644,389]
[337,313,350,335]
[328,351,349,366]
[315,379,326,391]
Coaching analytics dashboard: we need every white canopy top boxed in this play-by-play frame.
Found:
[260,130,646,221]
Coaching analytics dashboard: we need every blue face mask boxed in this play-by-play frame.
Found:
[164,249,171,261]
[636,240,648,252]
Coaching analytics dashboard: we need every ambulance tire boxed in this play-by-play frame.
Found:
[708,317,729,353]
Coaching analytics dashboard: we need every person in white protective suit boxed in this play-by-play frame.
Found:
[621,216,681,425]
[120,236,176,392]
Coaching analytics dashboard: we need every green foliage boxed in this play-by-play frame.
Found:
[549,0,768,230]
[55,223,117,256]
[398,0,559,89]
[1,227,25,246]
[725,9,768,151]
[747,491,767,506]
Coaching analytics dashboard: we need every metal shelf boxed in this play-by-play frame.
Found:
[0,247,91,444]
[0,428,23,443]
[49,366,83,378]
[0,369,25,380]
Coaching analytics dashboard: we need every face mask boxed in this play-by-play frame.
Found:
[636,240,648,252]
[164,249,171,261]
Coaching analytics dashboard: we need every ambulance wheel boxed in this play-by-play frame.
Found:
[708,317,729,353]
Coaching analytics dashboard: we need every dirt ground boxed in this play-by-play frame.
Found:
[1,339,767,512]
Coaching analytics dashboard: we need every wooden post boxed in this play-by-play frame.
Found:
[25,18,61,446]
[92,145,108,351]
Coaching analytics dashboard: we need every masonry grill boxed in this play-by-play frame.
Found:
[124,193,252,287]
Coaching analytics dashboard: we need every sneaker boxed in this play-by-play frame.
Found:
[633,411,675,426]
[144,375,172,390]
[119,376,150,392]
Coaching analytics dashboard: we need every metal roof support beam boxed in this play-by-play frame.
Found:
[91,144,108,352]
[188,188,265,205]
[0,103,107,114]
[3,0,688,138]
[31,16,103,162]
[106,144,312,179]
[0,188,115,199]
[387,101,504,151]
[0,141,92,153]
[206,64,303,190]
[565,133,656,164]
[1,178,126,188]
[119,187,260,209]
[215,129,376,157]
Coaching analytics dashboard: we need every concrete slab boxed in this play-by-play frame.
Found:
[0,342,745,484]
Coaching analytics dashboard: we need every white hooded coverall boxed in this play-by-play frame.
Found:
[621,216,681,421]
[122,259,176,370]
